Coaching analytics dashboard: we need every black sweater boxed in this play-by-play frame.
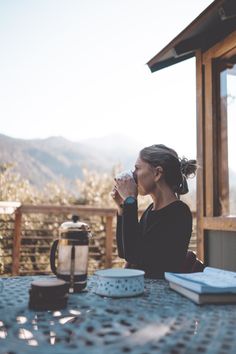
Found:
[116,200,192,278]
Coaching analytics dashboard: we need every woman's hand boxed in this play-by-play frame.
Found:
[114,175,137,200]
[111,187,124,215]
[111,187,123,207]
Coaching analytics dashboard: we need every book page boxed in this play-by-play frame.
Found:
[178,268,236,288]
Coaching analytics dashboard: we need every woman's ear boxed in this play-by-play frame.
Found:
[154,166,163,182]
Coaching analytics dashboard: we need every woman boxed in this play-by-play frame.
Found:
[111,144,197,278]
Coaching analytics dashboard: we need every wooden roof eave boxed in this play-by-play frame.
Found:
[147,0,236,72]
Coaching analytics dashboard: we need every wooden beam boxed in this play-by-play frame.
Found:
[21,204,117,217]
[203,217,236,231]
[12,208,22,275]
[203,30,236,61]
[20,204,145,217]
[105,216,113,268]
[196,49,205,262]
[203,55,215,217]
[218,68,229,215]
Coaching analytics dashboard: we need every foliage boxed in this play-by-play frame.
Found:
[0,164,132,275]
[0,163,40,203]
[75,166,118,206]
[0,163,198,276]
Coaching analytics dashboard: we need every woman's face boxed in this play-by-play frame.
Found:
[134,157,157,196]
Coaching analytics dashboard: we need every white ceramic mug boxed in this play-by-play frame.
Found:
[116,170,135,181]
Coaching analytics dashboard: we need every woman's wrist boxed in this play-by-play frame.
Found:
[117,205,123,215]
[117,196,136,215]
[123,196,137,204]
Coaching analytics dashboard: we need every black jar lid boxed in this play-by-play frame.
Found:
[29,278,69,310]
[31,278,68,296]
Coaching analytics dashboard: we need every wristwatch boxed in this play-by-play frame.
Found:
[124,196,137,205]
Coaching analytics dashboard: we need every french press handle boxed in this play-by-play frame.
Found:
[50,239,59,275]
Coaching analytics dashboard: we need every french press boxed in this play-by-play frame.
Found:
[50,215,91,292]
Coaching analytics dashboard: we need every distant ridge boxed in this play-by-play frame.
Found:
[0,133,141,187]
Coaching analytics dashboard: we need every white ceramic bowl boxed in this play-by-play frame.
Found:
[94,268,145,298]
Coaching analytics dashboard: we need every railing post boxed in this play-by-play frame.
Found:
[12,207,22,275]
[105,216,113,268]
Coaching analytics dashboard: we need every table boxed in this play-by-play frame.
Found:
[0,276,236,354]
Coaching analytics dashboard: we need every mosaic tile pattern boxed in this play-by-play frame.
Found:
[0,276,236,354]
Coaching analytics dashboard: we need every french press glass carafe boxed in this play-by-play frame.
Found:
[50,215,91,292]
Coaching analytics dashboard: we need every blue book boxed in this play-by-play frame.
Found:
[168,282,236,305]
[165,267,236,294]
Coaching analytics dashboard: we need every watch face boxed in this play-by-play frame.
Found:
[125,196,136,204]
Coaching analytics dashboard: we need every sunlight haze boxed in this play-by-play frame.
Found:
[0,0,213,157]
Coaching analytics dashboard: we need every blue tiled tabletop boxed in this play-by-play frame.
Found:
[0,276,236,354]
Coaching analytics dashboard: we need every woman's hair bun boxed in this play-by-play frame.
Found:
[180,158,197,178]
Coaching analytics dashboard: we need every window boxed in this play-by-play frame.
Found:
[218,56,236,215]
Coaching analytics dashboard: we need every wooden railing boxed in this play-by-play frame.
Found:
[0,204,197,276]
[12,204,120,275]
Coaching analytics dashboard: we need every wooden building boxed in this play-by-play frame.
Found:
[147,0,236,270]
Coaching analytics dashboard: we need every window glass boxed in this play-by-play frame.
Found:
[220,59,236,215]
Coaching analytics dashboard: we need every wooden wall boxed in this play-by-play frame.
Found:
[196,30,236,266]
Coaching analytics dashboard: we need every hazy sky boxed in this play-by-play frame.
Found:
[0,0,213,157]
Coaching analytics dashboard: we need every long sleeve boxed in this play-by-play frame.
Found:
[116,214,124,258]
[139,202,192,277]
[116,200,142,264]
[115,200,192,278]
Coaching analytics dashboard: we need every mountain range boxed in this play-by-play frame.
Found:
[0,133,142,187]
[1,133,235,197]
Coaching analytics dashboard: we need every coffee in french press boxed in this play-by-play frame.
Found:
[50,215,92,292]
